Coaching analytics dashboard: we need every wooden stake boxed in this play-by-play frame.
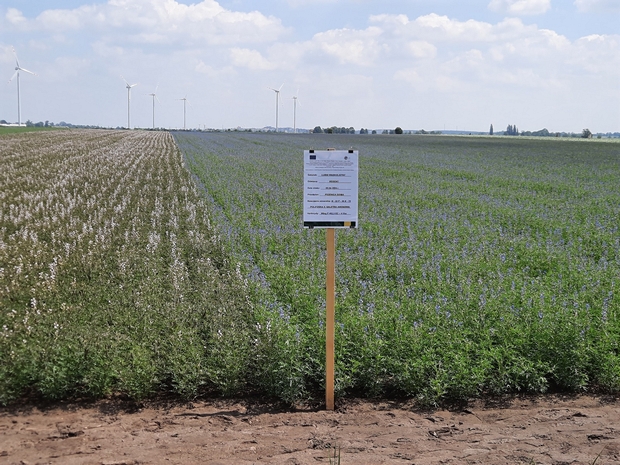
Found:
[326,228,335,411]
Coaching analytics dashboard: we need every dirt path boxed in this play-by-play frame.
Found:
[1,394,619,464]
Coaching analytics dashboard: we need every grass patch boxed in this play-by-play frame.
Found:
[0,126,65,135]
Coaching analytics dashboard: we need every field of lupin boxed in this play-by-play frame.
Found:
[1,129,619,406]
[0,130,251,404]
[176,132,619,404]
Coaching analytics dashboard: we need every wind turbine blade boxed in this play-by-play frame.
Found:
[278,83,284,91]
[19,67,36,76]
[8,71,18,83]
[12,46,20,68]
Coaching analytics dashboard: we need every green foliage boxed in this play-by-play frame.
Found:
[0,130,252,404]
[0,126,62,134]
[177,132,620,405]
[2,130,619,407]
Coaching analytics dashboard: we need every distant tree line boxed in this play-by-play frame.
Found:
[502,125,606,139]
[313,126,356,134]
[311,125,448,135]
[17,120,110,129]
[17,120,54,127]
[505,124,519,135]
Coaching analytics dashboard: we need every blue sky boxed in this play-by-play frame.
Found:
[1,0,618,132]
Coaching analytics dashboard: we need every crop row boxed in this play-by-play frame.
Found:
[177,132,620,405]
[2,129,618,406]
[0,130,250,404]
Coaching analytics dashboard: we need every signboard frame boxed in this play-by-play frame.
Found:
[303,148,359,411]
[303,149,359,229]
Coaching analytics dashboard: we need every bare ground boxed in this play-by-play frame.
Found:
[1,394,619,464]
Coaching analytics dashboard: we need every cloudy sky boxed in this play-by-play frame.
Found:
[1,0,618,132]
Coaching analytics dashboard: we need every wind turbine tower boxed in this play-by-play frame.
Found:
[292,90,300,134]
[121,76,138,129]
[8,47,36,126]
[268,84,283,132]
[148,85,159,129]
[178,96,189,130]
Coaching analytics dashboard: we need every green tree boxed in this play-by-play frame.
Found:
[313,126,323,133]
[395,127,403,134]
[489,124,494,135]
[582,128,592,139]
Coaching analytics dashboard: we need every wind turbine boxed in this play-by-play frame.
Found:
[292,89,301,134]
[147,85,159,129]
[268,84,283,132]
[8,47,36,126]
[178,96,190,130]
[121,76,138,129]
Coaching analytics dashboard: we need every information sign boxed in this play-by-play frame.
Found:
[303,149,359,228]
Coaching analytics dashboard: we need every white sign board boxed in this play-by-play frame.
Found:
[303,149,358,228]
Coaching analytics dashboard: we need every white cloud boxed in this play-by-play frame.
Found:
[1,2,617,132]
[5,7,27,26]
[571,33,620,73]
[371,13,529,43]
[8,1,287,46]
[285,0,338,5]
[195,61,235,77]
[488,0,552,15]
[394,68,423,86]
[287,11,617,101]
[395,65,466,93]
[230,48,276,70]
[312,27,383,66]
[413,13,495,41]
[407,41,437,58]
[491,67,569,91]
[382,10,618,104]
[574,0,620,12]
[0,44,15,65]
[47,56,91,80]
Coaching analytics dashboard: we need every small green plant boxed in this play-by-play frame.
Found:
[328,444,341,465]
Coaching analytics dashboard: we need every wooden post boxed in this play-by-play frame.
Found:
[326,228,335,411]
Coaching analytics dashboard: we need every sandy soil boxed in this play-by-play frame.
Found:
[1,394,619,465]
